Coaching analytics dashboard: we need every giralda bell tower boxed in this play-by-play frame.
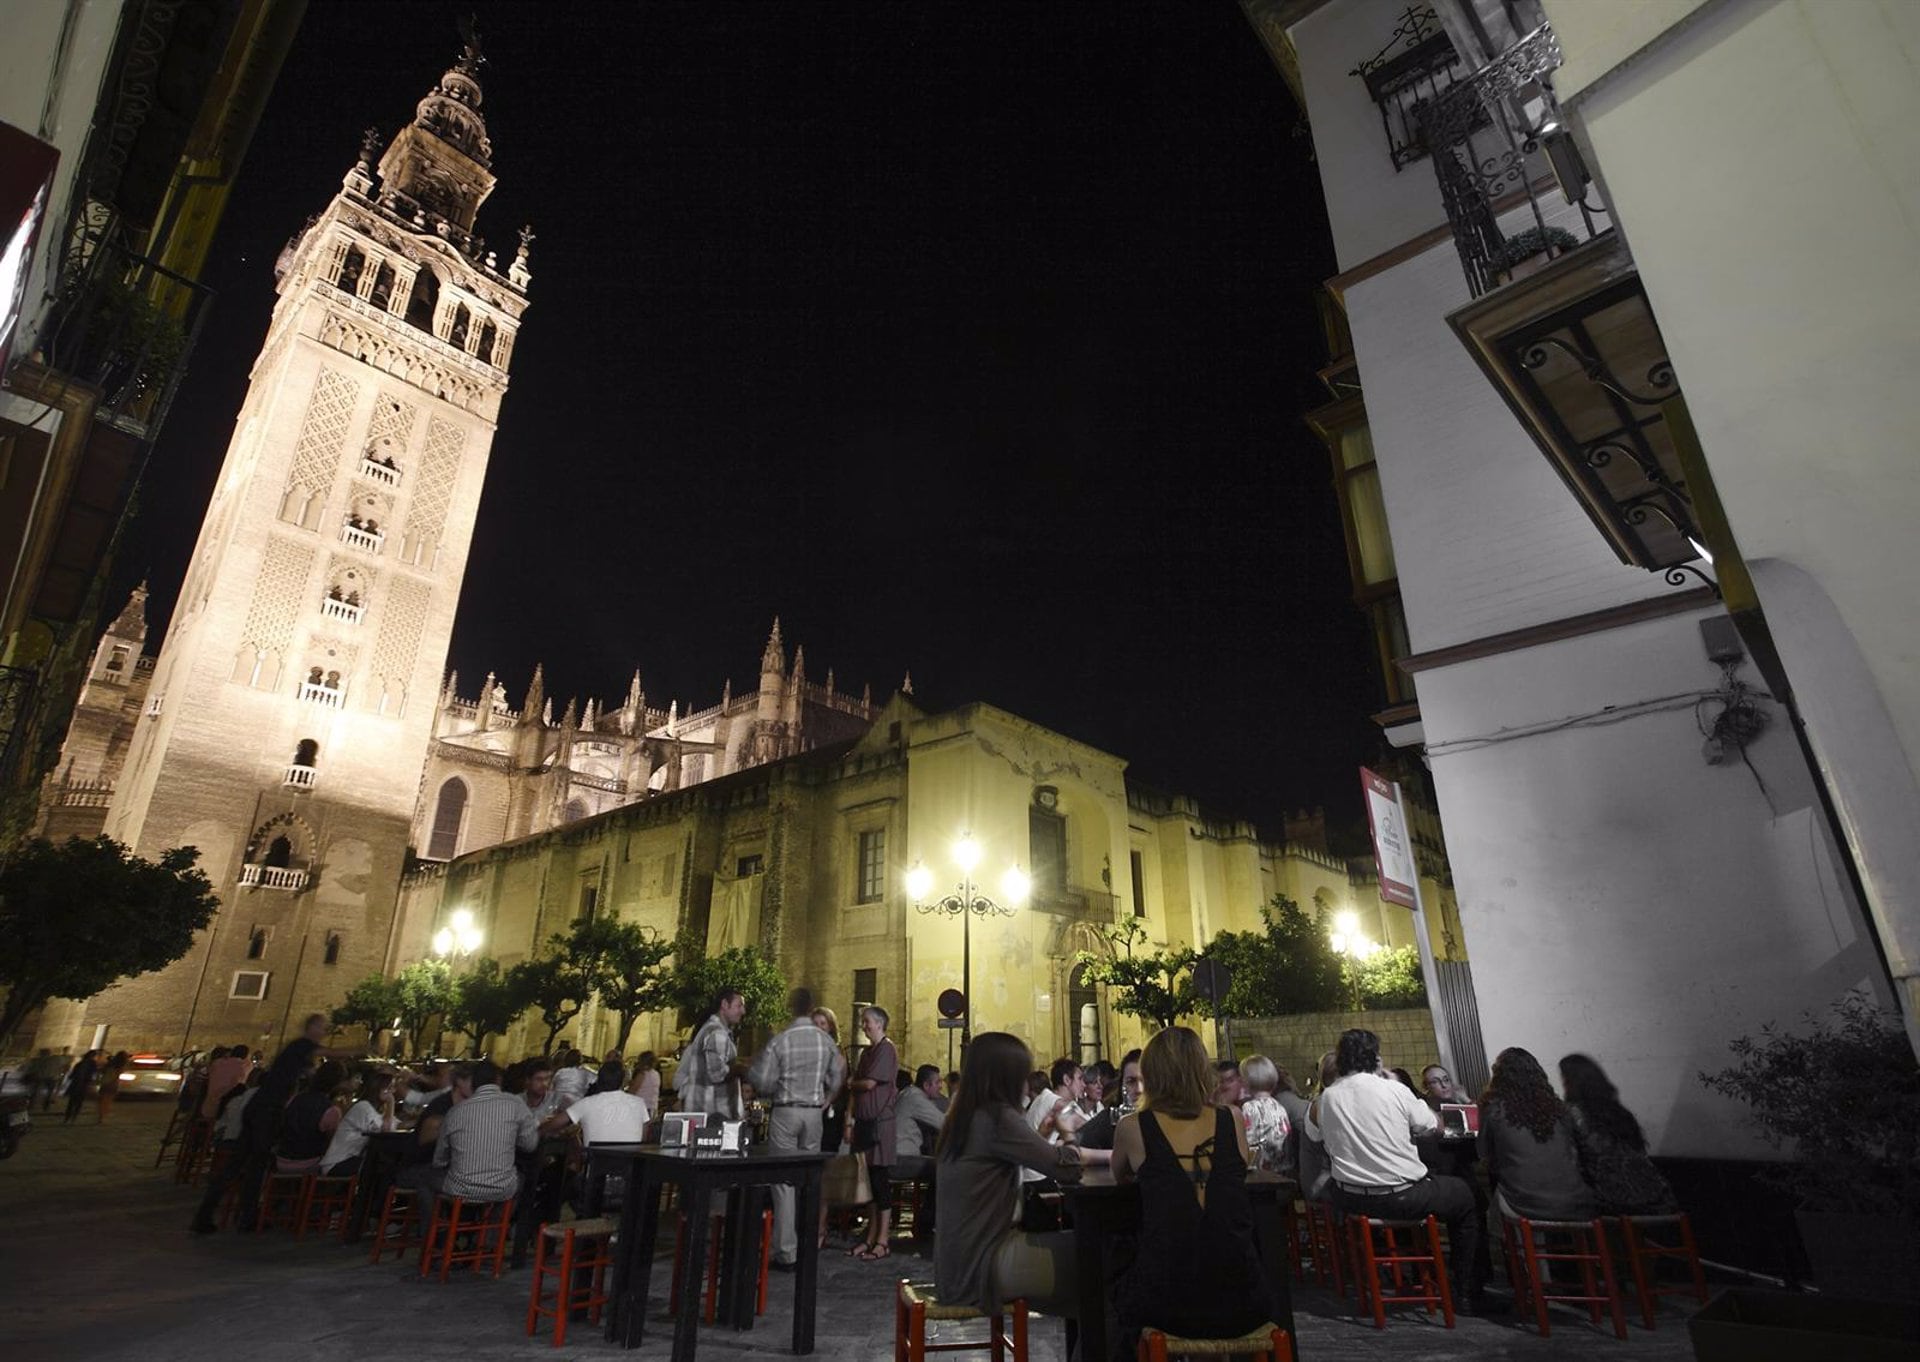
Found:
[89,34,530,1050]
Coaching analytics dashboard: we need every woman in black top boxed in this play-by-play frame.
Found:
[1558,1053,1678,1215]
[1477,1047,1594,1221]
[1111,1026,1269,1344]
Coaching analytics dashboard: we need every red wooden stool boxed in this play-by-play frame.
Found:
[1137,1324,1293,1361]
[894,1280,1028,1361]
[525,1218,617,1348]
[1501,1214,1627,1339]
[670,1207,775,1323]
[297,1172,357,1239]
[1348,1214,1456,1329]
[1303,1201,1346,1294]
[368,1185,421,1264]
[1618,1213,1707,1328]
[419,1194,516,1280]
[257,1171,308,1233]
[172,1118,214,1182]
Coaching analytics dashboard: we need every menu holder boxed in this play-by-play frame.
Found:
[690,1119,746,1156]
[661,1111,707,1148]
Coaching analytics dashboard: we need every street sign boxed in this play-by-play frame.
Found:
[936,988,966,1019]
[936,1018,965,1029]
[1189,958,1231,1001]
[1361,766,1418,908]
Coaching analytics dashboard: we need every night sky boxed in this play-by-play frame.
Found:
[122,2,1385,838]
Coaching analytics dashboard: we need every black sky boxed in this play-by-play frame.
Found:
[122,2,1384,836]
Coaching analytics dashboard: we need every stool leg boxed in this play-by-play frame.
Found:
[1356,1220,1385,1329]
[525,1226,548,1337]
[1679,1215,1708,1303]
[907,1299,927,1362]
[1272,1326,1294,1362]
[1426,1215,1456,1328]
[439,1201,461,1283]
[670,1214,686,1314]
[757,1208,773,1315]
[1520,1219,1551,1337]
[553,1229,574,1349]
[1622,1217,1656,1328]
[990,1312,1005,1362]
[1145,1329,1168,1362]
[1012,1299,1028,1362]
[490,1199,515,1279]
[894,1284,909,1362]
[1592,1218,1628,1341]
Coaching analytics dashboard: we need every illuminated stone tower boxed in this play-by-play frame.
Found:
[86,36,530,1050]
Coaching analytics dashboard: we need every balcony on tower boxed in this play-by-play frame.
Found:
[321,587,363,624]
[340,515,384,554]
[238,862,310,891]
[360,454,401,487]
[298,669,345,708]
[283,763,318,790]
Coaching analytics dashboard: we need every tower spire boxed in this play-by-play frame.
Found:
[761,617,786,676]
[521,663,545,724]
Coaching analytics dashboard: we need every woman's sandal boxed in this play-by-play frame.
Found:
[854,1241,892,1261]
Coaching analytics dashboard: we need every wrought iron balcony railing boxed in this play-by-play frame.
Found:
[340,522,384,554]
[360,456,401,487]
[298,681,344,708]
[320,596,363,624]
[238,863,310,891]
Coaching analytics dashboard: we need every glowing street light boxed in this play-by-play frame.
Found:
[906,830,1024,1053]
[433,906,483,960]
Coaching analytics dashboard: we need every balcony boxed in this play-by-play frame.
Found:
[360,456,401,487]
[283,764,318,790]
[298,681,344,709]
[340,521,384,554]
[238,863,310,891]
[320,595,363,624]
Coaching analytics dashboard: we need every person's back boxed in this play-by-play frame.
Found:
[1477,1048,1592,1222]
[566,1087,649,1146]
[438,1081,536,1202]
[275,1087,339,1169]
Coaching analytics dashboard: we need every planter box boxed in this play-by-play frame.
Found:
[1688,1289,1920,1362]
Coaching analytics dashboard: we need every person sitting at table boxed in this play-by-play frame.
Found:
[320,1069,396,1177]
[552,1046,597,1109]
[1477,1046,1594,1223]
[591,1047,627,1096]
[201,1042,254,1123]
[213,1069,264,1149]
[275,1060,347,1172]
[894,1064,948,1168]
[631,1051,662,1110]
[1298,1050,1338,1202]
[1239,1055,1292,1174]
[521,1057,560,1122]
[393,1063,473,1192]
[1213,1058,1247,1116]
[934,1031,1082,1321]
[1557,1053,1678,1215]
[1270,1062,1308,1180]
[1112,1026,1270,1347]
[1074,1048,1142,1158]
[564,1064,653,1146]
[401,1060,451,1111]
[1309,1028,1502,1313]
[424,1058,537,1206]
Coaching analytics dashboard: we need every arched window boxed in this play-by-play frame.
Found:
[292,738,318,767]
[404,267,439,332]
[368,260,395,310]
[562,798,588,825]
[477,318,499,364]
[1068,961,1102,1069]
[428,777,468,860]
[247,928,268,960]
[323,931,342,966]
[447,302,470,350]
[337,245,365,294]
[263,836,293,869]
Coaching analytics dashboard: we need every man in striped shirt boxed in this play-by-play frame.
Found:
[431,1058,538,1203]
[675,989,747,1122]
[747,987,846,1268]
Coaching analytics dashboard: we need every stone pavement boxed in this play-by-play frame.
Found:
[0,1100,1704,1361]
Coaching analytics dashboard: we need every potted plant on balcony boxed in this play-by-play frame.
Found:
[1494,225,1578,285]
[1698,992,1919,1309]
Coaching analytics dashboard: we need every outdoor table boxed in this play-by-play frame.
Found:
[1060,1169,1299,1362]
[600,1143,831,1360]
[343,1128,417,1243]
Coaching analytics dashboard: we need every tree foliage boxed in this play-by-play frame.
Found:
[666,932,787,1034]
[1074,920,1199,1032]
[0,836,220,1045]
[391,958,457,1055]
[444,956,528,1057]
[331,972,402,1048]
[507,951,595,1056]
[1191,895,1349,1018]
[562,917,674,1052]
[1346,944,1428,1009]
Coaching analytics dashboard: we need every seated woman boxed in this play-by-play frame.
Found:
[1477,1047,1594,1222]
[274,1060,347,1173]
[933,1032,1083,1318]
[1239,1054,1293,1175]
[1297,1050,1338,1203]
[1112,1026,1270,1344]
[318,1069,396,1178]
[1558,1053,1679,1215]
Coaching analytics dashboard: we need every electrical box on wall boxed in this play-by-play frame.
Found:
[1700,616,1745,665]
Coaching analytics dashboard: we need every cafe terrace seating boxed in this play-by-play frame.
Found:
[420,1194,517,1280]
[525,1217,617,1349]
[894,1280,1029,1362]
[1136,1324,1294,1362]
[1500,1214,1628,1340]
[1347,1213,1455,1329]
[1619,1213,1708,1328]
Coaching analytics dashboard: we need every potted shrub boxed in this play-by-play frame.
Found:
[1700,992,1920,1303]
[1495,225,1578,284]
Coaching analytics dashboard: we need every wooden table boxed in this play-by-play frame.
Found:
[342,1128,417,1243]
[598,1144,831,1360]
[1060,1170,1300,1362]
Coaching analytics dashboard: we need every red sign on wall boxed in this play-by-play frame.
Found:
[1361,767,1418,908]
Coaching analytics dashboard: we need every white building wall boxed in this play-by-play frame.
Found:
[1421,608,1888,1156]
[1546,0,1920,1036]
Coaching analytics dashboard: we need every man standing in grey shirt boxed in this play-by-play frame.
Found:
[747,987,845,1268]
[677,989,747,1122]
[430,1059,537,1203]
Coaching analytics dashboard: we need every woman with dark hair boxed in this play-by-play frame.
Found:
[1558,1054,1678,1215]
[1477,1047,1592,1220]
[812,1007,847,1154]
[319,1069,396,1176]
[934,1032,1083,1317]
[275,1060,347,1173]
[1111,1027,1269,1345]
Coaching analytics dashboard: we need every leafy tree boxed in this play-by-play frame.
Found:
[1347,944,1428,1009]
[444,956,528,1057]
[391,958,456,1055]
[508,953,596,1055]
[331,972,402,1048]
[1074,920,1199,1032]
[0,836,220,1046]
[1189,896,1349,1019]
[666,932,787,1033]
[563,917,674,1052]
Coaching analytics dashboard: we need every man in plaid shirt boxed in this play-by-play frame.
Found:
[748,986,846,1267]
[676,989,747,1121]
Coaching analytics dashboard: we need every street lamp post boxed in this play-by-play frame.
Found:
[906,832,1029,1054]
[432,907,483,962]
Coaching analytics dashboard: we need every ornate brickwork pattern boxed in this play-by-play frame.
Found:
[242,536,316,652]
[403,416,466,557]
[365,390,417,451]
[373,576,431,683]
[287,367,360,501]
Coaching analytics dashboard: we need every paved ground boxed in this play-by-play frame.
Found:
[0,1100,1705,1361]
